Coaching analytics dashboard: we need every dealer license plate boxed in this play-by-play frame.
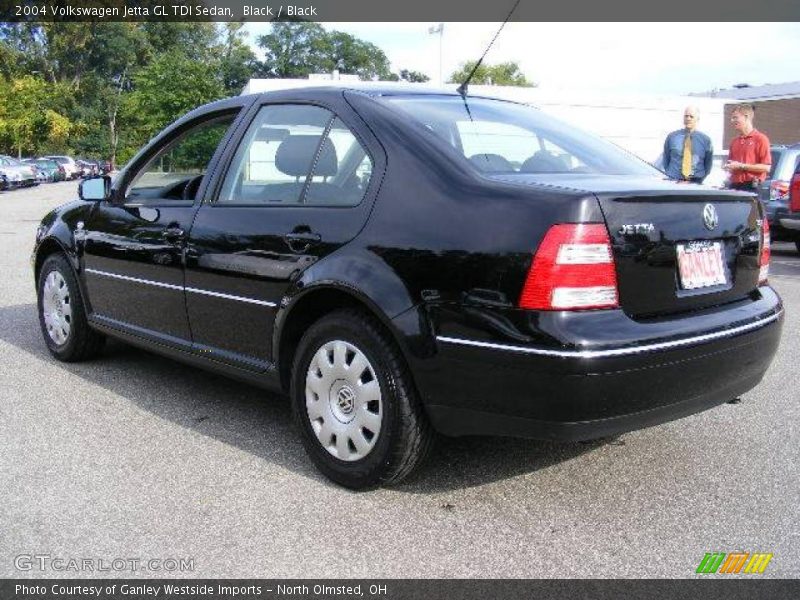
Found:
[676,241,727,290]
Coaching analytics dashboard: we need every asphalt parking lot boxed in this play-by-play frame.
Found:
[1,181,798,579]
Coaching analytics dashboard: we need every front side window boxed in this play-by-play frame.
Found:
[218,104,372,206]
[127,113,236,201]
[385,95,657,177]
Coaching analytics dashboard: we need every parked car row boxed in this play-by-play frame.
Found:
[0,154,112,191]
[0,155,38,188]
[43,155,111,180]
[23,158,68,183]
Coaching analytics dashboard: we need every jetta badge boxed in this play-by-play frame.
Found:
[619,223,655,236]
[703,204,718,231]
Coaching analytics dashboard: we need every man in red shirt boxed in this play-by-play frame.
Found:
[724,104,771,191]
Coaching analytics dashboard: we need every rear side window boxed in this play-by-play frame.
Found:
[218,105,372,206]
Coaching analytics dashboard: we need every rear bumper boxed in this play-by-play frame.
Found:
[420,287,783,440]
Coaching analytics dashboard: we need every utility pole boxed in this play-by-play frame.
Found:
[427,23,444,86]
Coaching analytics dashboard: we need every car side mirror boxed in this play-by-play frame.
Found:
[79,176,111,201]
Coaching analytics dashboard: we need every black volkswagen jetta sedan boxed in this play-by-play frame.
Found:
[32,86,783,488]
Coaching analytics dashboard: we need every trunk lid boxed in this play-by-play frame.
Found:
[491,174,764,317]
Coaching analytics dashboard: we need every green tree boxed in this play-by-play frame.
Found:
[257,21,329,78]
[257,22,394,81]
[398,69,430,83]
[321,31,392,80]
[0,21,400,160]
[0,23,51,80]
[218,23,258,94]
[0,76,73,157]
[448,61,534,87]
[120,52,225,162]
[141,22,219,63]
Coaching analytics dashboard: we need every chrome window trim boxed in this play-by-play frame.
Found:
[85,268,276,308]
[436,310,782,359]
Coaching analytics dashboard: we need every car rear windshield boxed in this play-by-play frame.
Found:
[383,95,657,177]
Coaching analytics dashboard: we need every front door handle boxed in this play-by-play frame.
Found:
[162,226,186,243]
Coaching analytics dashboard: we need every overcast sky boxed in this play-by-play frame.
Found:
[244,22,800,95]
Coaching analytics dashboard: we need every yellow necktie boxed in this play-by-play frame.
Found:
[681,133,692,179]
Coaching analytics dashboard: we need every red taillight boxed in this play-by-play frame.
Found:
[759,217,770,284]
[519,223,619,310]
[790,173,800,213]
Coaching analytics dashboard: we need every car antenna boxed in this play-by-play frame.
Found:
[456,0,522,97]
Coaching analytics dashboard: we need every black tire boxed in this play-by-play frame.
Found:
[795,239,800,254]
[37,253,105,362]
[291,309,433,489]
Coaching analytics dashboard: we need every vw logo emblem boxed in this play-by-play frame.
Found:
[703,204,718,231]
[337,386,355,414]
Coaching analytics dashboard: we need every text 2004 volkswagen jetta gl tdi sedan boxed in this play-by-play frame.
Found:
[33,87,783,488]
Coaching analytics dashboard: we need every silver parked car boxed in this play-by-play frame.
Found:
[0,156,38,188]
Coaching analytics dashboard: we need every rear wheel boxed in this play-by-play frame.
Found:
[291,309,433,489]
[37,254,105,362]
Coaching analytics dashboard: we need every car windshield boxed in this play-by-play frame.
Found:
[383,95,658,177]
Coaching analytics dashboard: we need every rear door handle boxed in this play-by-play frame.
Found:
[284,231,321,253]
[284,232,321,244]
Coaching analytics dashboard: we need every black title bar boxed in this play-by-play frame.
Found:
[2,0,800,22]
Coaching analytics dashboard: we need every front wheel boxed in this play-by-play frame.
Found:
[291,309,433,489]
[37,254,105,362]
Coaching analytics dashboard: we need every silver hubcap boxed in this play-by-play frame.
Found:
[42,270,72,345]
[305,340,383,462]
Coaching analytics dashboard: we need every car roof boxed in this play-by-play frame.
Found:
[177,86,527,135]
[245,82,465,98]
[203,85,526,115]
